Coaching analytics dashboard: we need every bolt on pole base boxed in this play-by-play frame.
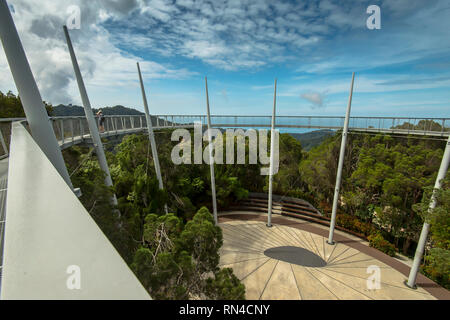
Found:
[403,280,417,290]
[73,187,82,198]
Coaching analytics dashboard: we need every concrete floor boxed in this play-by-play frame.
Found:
[219,219,436,300]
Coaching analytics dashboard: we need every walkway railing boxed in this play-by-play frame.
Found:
[0,115,449,159]
[155,115,450,136]
[0,115,192,158]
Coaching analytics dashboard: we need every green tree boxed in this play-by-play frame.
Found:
[413,179,450,250]
[205,268,246,300]
[131,207,245,299]
[421,248,450,289]
[179,207,223,273]
[350,135,442,253]
[268,133,305,197]
[0,90,53,118]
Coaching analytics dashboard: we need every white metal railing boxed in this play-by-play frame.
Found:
[154,115,450,135]
[0,115,448,159]
[0,177,7,290]
[0,115,184,158]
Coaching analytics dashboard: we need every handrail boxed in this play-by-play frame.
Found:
[1,114,448,120]
[153,114,450,120]
[0,114,448,158]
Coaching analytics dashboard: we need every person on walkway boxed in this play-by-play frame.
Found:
[97,109,105,133]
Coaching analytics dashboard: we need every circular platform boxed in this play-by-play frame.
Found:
[219,219,436,300]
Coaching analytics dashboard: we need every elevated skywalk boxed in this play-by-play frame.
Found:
[0,114,448,159]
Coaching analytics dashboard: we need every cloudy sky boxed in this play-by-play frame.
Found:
[1,0,449,117]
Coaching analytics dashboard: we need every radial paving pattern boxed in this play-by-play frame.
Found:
[219,220,436,300]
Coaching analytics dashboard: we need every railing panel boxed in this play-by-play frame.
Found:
[0,114,448,159]
[0,122,12,159]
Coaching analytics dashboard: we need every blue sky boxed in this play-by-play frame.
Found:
[0,0,449,117]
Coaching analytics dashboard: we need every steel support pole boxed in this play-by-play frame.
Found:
[328,72,355,245]
[205,77,218,225]
[60,119,64,144]
[79,118,84,137]
[0,127,8,157]
[70,119,74,142]
[136,62,167,213]
[0,0,73,189]
[406,135,450,288]
[267,78,277,228]
[63,26,117,206]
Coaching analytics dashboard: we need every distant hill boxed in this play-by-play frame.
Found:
[288,129,335,150]
[52,104,144,116]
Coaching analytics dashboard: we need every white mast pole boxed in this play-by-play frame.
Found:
[137,62,167,213]
[328,72,355,244]
[63,26,117,206]
[205,77,218,225]
[406,135,450,288]
[267,78,277,227]
[0,0,73,189]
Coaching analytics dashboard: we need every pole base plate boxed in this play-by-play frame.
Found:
[403,280,417,290]
[326,240,336,245]
[73,187,82,198]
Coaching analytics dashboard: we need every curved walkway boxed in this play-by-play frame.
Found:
[218,212,450,300]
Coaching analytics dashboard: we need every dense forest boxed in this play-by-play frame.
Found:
[289,129,335,150]
[63,132,251,299]
[0,90,53,117]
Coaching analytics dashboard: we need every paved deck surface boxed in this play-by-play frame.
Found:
[218,217,442,300]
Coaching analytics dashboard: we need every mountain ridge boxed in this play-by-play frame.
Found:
[288,129,335,150]
[52,104,144,116]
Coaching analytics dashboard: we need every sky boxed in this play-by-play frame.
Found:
[0,0,449,117]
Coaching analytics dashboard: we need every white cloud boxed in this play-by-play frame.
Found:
[0,0,197,105]
[183,40,230,59]
[108,0,340,71]
[1,0,449,115]
[301,92,326,108]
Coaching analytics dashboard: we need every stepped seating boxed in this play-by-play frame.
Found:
[232,193,321,215]
[229,194,367,239]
